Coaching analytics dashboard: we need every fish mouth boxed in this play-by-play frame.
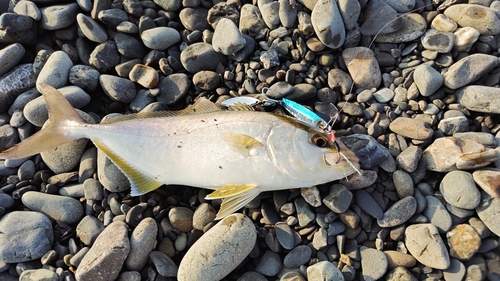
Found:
[324,152,341,166]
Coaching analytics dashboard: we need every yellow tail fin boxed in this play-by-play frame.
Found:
[0,84,86,159]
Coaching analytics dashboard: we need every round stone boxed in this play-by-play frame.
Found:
[180,42,227,73]
[446,224,481,261]
[311,0,345,49]
[141,27,181,50]
[212,18,246,55]
[440,171,481,209]
[22,192,84,224]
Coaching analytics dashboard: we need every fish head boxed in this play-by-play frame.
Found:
[268,115,360,185]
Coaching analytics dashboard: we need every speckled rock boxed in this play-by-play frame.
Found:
[178,214,257,281]
[446,224,481,261]
[75,221,130,281]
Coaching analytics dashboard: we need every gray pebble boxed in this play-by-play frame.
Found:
[157,73,191,106]
[295,197,315,227]
[438,115,469,135]
[126,218,158,271]
[377,196,417,227]
[89,41,121,73]
[22,192,83,224]
[97,8,129,29]
[255,250,282,276]
[307,260,344,281]
[476,192,500,236]
[360,0,400,36]
[443,54,500,89]
[79,147,97,183]
[393,170,414,198]
[444,4,500,35]
[0,125,18,152]
[0,64,37,112]
[114,33,147,59]
[236,271,268,281]
[228,34,256,62]
[179,7,210,31]
[456,85,500,114]
[0,13,38,45]
[405,223,450,269]
[70,247,89,267]
[141,27,181,50]
[13,0,41,21]
[192,71,220,91]
[421,29,455,53]
[239,4,268,39]
[275,222,298,250]
[76,215,105,245]
[0,193,14,209]
[69,65,100,92]
[423,195,452,233]
[311,0,345,48]
[440,171,480,209]
[76,13,108,43]
[75,221,130,281]
[99,74,137,103]
[19,269,58,281]
[180,42,227,73]
[373,88,395,103]
[36,51,73,92]
[192,203,216,230]
[117,271,141,281]
[39,3,79,30]
[17,160,35,181]
[323,184,352,213]
[396,146,422,173]
[0,43,25,77]
[360,246,388,281]
[341,134,391,169]
[260,49,280,69]
[278,0,297,28]
[355,189,383,219]
[284,245,311,268]
[212,18,246,55]
[259,0,280,29]
[413,64,443,97]
[59,183,85,197]
[0,211,53,263]
[444,259,466,281]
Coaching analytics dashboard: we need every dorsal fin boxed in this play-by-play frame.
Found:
[102,98,221,124]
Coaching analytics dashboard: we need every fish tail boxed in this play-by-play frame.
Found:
[0,84,86,159]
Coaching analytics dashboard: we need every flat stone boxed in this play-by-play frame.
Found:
[76,215,105,245]
[355,189,383,219]
[177,214,257,281]
[389,117,434,140]
[405,223,450,270]
[275,222,299,250]
[446,224,481,261]
[396,146,422,173]
[180,42,227,73]
[473,168,500,198]
[440,171,481,209]
[438,115,469,135]
[22,191,84,224]
[360,247,388,281]
[69,65,100,92]
[476,192,500,236]
[179,7,210,31]
[423,195,452,233]
[377,196,416,227]
[342,47,381,89]
[393,170,414,198]
[375,13,427,43]
[39,3,79,30]
[19,269,58,281]
[360,0,401,35]
[306,261,344,281]
[141,27,180,50]
[149,251,178,277]
[0,211,53,263]
[311,0,345,49]
[456,85,500,114]
[75,221,130,281]
[283,245,311,268]
[89,41,121,73]
[99,74,137,103]
[157,73,191,106]
[13,0,41,21]
[444,54,500,89]
[444,4,500,35]
[421,29,455,53]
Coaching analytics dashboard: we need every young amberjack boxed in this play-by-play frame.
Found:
[0,84,360,219]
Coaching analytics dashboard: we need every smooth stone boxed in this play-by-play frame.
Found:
[322,184,352,213]
[444,4,500,35]
[76,215,105,245]
[206,2,239,30]
[375,13,427,43]
[8,88,39,115]
[149,251,178,277]
[69,65,100,92]
[0,64,37,112]
[59,183,85,197]
[386,267,418,281]
[192,203,216,230]
[237,272,267,281]
[283,245,311,268]
[389,117,433,140]
[0,43,25,77]
[126,218,158,271]
[83,179,102,201]
[258,0,280,29]
[0,13,38,45]
[423,137,497,172]
[405,224,450,270]
[0,125,17,152]
[22,191,84,224]
[129,64,159,89]
[168,207,193,232]
[177,214,257,281]
[413,64,443,97]
[295,197,315,227]
[278,0,297,28]
[255,250,282,276]
[396,146,422,173]
[446,224,481,261]
[456,85,500,113]
[438,115,469,135]
[19,269,58,281]
[360,0,401,35]
[275,222,298,250]
[179,7,210,31]
[431,14,458,32]
[0,193,14,209]
[114,32,147,59]
[473,168,500,198]
[180,42,227,73]
[192,71,220,91]
[18,160,35,181]
[384,251,416,269]
[355,189,383,219]
[13,0,41,21]
[311,0,345,49]
[39,3,79,30]
[212,18,246,55]
[36,51,73,92]
[443,54,500,89]
[301,186,321,207]
[341,134,391,169]
[327,69,352,95]
[421,29,455,53]
[393,170,414,198]
[454,27,480,52]
[239,4,268,39]
[228,34,256,62]
[360,247,388,281]
[337,0,360,30]
[476,192,500,236]
[0,211,53,263]
[154,0,181,11]
[440,171,480,209]
[423,195,452,233]
[157,73,191,106]
[98,9,129,29]
[342,47,381,89]
[377,196,416,227]
[306,261,344,281]
[97,124,130,193]
[141,27,181,50]
[24,85,91,127]
[89,41,121,73]
[76,13,107,43]
[444,259,466,281]
[75,221,130,281]
[99,74,136,103]
[454,132,497,147]
[373,88,395,103]
[117,271,141,281]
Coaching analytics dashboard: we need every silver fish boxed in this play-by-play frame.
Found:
[0,84,360,219]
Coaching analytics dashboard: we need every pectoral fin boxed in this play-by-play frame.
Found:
[221,132,264,156]
[206,184,260,220]
[93,140,162,196]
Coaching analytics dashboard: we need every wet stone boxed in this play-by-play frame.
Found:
[405,223,450,270]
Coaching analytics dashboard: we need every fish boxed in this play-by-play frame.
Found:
[0,84,360,219]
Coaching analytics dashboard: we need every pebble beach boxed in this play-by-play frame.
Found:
[1,0,500,280]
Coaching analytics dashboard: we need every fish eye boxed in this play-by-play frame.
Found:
[312,134,328,147]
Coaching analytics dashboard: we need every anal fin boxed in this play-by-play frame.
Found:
[93,140,162,196]
[206,184,260,220]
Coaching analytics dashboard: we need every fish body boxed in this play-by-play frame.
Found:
[0,85,360,218]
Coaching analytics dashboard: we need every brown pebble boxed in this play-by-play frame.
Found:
[129,64,159,88]
[446,224,481,261]
[384,250,417,269]
[389,117,434,140]
[306,37,326,52]
[473,168,500,198]
[168,207,194,232]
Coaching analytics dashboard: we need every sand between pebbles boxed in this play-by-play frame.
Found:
[1,0,500,280]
